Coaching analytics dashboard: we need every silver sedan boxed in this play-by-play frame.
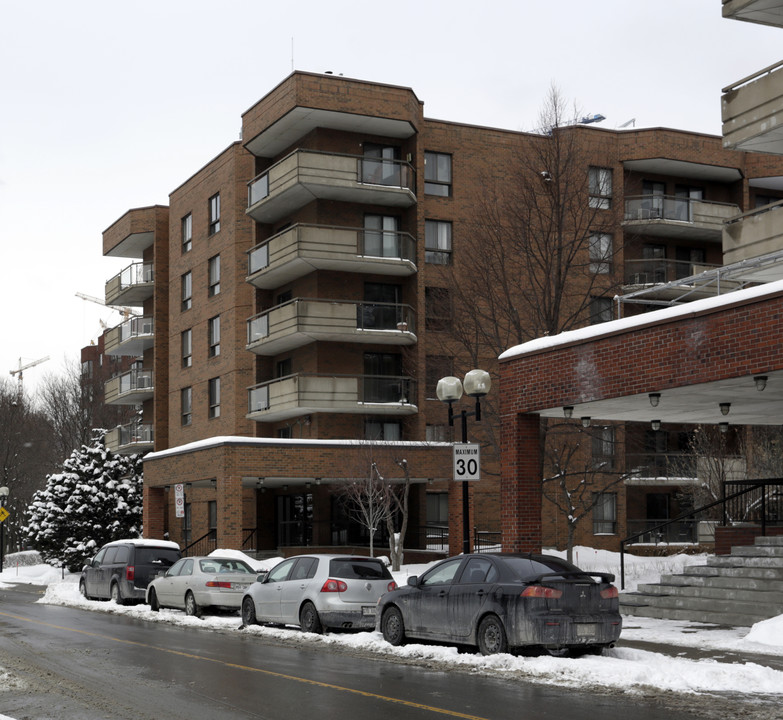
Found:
[240,554,397,633]
[146,556,257,617]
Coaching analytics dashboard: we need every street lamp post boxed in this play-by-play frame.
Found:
[0,486,9,574]
[436,369,492,555]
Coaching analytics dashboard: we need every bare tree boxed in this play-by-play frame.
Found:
[337,459,390,558]
[543,421,632,563]
[383,457,412,571]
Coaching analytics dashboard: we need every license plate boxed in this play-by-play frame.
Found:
[362,606,376,616]
[232,583,249,591]
[576,623,597,638]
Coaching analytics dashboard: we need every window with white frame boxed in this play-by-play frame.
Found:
[592,425,615,471]
[208,315,221,357]
[182,213,192,253]
[181,387,192,426]
[208,377,221,419]
[208,193,221,235]
[181,329,192,368]
[589,232,612,274]
[424,152,452,196]
[593,492,617,534]
[588,167,612,209]
[589,296,612,325]
[181,272,192,311]
[425,220,452,264]
[208,254,221,296]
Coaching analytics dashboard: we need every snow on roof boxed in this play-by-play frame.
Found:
[499,279,783,361]
[103,538,180,550]
[145,435,452,462]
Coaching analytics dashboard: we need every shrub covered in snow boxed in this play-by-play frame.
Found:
[22,431,143,571]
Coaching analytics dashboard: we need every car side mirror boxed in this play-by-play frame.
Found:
[256,572,268,583]
[407,575,419,587]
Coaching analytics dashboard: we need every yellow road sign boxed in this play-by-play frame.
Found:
[0,507,9,523]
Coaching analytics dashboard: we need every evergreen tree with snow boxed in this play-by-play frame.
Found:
[23,430,143,571]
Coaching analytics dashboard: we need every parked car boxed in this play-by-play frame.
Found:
[79,539,181,605]
[146,555,257,617]
[240,554,397,633]
[377,553,622,656]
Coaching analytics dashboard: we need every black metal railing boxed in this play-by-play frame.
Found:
[182,529,217,558]
[474,529,502,553]
[620,478,783,589]
[242,528,257,553]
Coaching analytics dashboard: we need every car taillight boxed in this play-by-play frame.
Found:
[521,585,562,599]
[387,581,397,592]
[320,579,348,593]
[205,581,233,589]
[601,586,619,599]
[125,566,135,581]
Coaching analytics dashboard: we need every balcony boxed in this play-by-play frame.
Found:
[623,196,739,241]
[247,373,418,422]
[247,299,416,355]
[722,60,783,154]
[105,421,154,455]
[723,200,783,264]
[105,369,154,406]
[103,206,167,259]
[104,316,154,357]
[105,262,154,307]
[247,224,417,289]
[246,150,416,224]
[723,0,783,28]
[624,258,721,288]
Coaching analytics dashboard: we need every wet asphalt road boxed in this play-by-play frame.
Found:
[0,583,775,720]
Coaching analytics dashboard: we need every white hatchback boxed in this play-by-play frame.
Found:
[240,554,396,633]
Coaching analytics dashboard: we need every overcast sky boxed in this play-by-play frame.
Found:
[0,0,779,394]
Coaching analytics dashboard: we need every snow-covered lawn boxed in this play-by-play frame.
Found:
[3,548,783,698]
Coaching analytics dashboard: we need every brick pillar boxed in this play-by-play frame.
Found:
[501,413,542,552]
[143,486,165,539]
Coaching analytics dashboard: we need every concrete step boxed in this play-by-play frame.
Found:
[636,582,783,606]
[755,535,783,547]
[620,602,765,627]
[683,564,783,580]
[707,555,783,569]
[620,591,781,618]
[730,544,783,558]
[660,572,783,592]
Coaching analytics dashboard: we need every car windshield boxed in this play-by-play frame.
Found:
[329,558,391,580]
[501,556,594,582]
[136,548,181,567]
[199,559,254,574]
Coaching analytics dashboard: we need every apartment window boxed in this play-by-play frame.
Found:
[208,193,221,235]
[424,152,452,196]
[181,329,192,368]
[181,271,192,311]
[208,501,217,532]
[181,213,192,253]
[592,426,615,471]
[426,355,453,398]
[426,424,448,442]
[365,420,401,441]
[208,377,221,419]
[593,492,617,534]
[181,387,192,426]
[208,254,221,296]
[363,214,400,258]
[425,287,451,331]
[208,315,221,357]
[277,426,292,439]
[589,232,612,274]
[425,220,452,264]
[589,296,612,325]
[81,360,94,378]
[588,167,612,209]
[277,357,292,378]
[427,492,449,524]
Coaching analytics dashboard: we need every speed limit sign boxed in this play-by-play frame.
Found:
[453,443,480,481]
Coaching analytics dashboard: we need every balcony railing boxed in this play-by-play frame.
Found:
[105,262,154,306]
[247,373,417,422]
[104,316,154,357]
[623,196,739,240]
[246,298,417,355]
[723,200,783,265]
[624,258,721,286]
[105,369,154,405]
[105,421,154,454]
[247,223,417,288]
[246,150,416,223]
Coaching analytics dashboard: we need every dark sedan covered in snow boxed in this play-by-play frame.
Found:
[377,553,621,656]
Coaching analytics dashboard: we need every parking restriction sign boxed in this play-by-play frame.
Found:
[174,483,185,518]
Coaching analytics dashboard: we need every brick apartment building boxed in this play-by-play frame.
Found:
[501,0,783,555]
[97,67,783,558]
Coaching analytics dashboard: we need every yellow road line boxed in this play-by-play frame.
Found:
[0,610,489,720]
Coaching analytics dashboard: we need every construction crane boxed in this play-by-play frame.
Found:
[75,292,139,319]
[9,356,49,401]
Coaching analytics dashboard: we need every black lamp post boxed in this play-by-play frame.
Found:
[0,486,9,574]
[436,369,491,555]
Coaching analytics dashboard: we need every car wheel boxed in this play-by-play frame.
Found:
[381,606,406,646]
[79,579,91,600]
[148,588,160,612]
[241,597,258,627]
[185,591,202,618]
[477,615,508,655]
[299,601,323,634]
[110,582,125,606]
